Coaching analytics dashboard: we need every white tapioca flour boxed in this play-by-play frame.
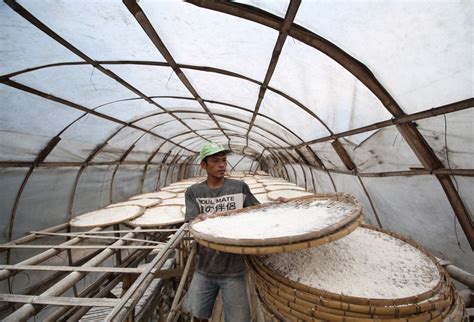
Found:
[192,200,355,240]
[261,227,441,299]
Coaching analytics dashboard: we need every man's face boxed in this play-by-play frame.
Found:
[201,153,227,178]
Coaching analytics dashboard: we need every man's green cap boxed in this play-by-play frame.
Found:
[200,142,231,161]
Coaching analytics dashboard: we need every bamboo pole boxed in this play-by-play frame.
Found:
[0,247,103,318]
[28,231,163,244]
[3,228,141,321]
[166,243,197,322]
[123,0,230,143]
[0,222,68,252]
[437,258,474,289]
[0,227,102,281]
[244,0,304,151]
[2,161,473,177]
[45,242,152,321]
[0,245,163,250]
[105,223,188,321]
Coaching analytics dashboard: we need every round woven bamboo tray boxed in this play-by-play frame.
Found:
[254,193,273,204]
[190,193,362,247]
[130,190,176,200]
[106,198,161,209]
[257,179,288,184]
[127,205,184,227]
[249,256,452,318]
[160,197,185,206]
[160,186,187,193]
[253,279,451,322]
[263,181,297,186]
[250,224,453,307]
[193,215,362,255]
[249,261,452,320]
[70,205,145,228]
[267,189,313,200]
[227,171,245,178]
[443,291,467,321]
[168,180,195,186]
[250,187,267,194]
[254,286,287,322]
[265,185,306,192]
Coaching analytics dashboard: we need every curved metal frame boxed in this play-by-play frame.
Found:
[1,0,472,249]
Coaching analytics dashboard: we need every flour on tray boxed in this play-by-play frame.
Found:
[192,200,354,240]
[261,227,441,299]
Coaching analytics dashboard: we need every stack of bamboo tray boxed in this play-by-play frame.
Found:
[188,173,466,321]
[248,224,466,321]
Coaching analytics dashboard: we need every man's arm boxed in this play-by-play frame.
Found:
[242,182,260,207]
[184,187,201,223]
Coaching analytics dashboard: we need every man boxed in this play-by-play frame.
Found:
[184,142,260,322]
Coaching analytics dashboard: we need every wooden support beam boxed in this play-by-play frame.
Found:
[123,0,229,143]
[30,228,178,235]
[274,99,474,149]
[4,228,141,320]
[28,231,164,245]
[331,140,356,171]
[0,294,121,307]
[245,0,307,145]
[437,174,474,248]
[166,245,196,322]
[0,223,68,252]
[105,224,188,321]
[0,245,163,250]
[0,264,143,274]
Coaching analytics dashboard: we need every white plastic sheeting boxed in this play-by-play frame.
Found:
[362,175,473,273]
[0,0,472,281]
[294,0,472,113]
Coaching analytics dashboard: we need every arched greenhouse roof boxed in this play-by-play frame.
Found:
[1,0,473,283]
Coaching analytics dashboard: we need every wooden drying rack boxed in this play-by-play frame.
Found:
[0,221,194,321]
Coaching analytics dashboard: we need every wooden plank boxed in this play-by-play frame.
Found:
[0,294,121,307]
[30,228,179,235]
[0,245,162,250]
[29,231,164,245]
[0,264,143,274]
[123,0,230,143]
[331,140,356,170]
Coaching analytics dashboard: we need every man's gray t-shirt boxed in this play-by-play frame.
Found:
[185,178,259,277]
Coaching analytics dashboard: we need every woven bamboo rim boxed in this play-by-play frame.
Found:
[70,205,145,228]
[440,287,466,322]
[252,281,285,322]
[194,215,362,255]
[127,205,184,227]
[263,181,298,186]
[249,257,452,314]
[249,255,451,313]
[130,191,177,200]
[255,273,454,322]
[251,224,448,307]
[191,193,362,247]
[106,198,162,209]
[265,186,307,193]
[255,280,451,322]
[249,265,452,319]
[250,187,267,194]
[161,186,187,193]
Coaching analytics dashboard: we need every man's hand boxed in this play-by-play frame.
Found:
[191,213,207,223]
[276,196,289,203]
